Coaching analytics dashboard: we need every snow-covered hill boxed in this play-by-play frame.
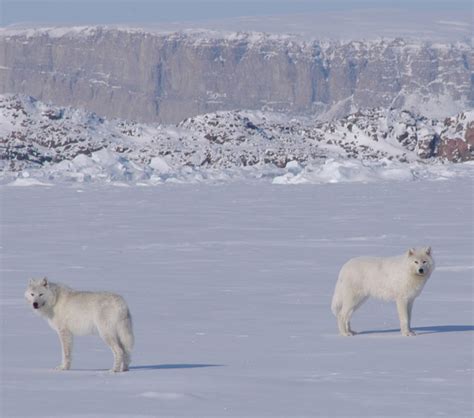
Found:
[1,94,473,185]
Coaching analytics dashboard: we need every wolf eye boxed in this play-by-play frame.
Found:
[39,293,43,297]
[422,261,427,264]
[30,293,34,296]
[414,261,419,264]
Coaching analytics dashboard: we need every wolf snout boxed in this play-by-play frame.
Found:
[418,268,424,274]
[33,302,39,309]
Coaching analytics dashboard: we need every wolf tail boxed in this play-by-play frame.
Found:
[118,308,134,358]
[331,283,342,316]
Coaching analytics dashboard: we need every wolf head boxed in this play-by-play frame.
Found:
[406,247,435,278]
[24,277,55,312]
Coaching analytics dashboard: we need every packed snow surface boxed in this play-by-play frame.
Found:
[1,178,473,416]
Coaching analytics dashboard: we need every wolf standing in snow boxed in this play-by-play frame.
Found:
[331,247,435,336]
[25,278,134,372]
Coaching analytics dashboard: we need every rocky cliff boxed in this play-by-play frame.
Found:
[0,27,472,124]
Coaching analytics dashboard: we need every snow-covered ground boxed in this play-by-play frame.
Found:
[1,178,473,417]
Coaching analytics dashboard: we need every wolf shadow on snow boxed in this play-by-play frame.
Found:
[358,325,474,335]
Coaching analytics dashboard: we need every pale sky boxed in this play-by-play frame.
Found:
[1,0,472,41]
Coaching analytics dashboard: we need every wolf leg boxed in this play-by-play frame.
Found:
[338,305,356,336]
[100,332,125,372]
[338,293,367,336]
[397,299,416,336]
[56,329,73,370]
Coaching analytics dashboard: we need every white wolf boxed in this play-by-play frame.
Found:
[25,278,134,372]
[331,247,435,336]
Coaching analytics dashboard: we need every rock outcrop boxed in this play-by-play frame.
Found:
[1,95,472,178]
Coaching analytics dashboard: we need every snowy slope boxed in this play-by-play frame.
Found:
[1,94,473,185]
[1,179,473,416]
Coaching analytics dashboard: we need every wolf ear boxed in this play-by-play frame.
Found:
[40,277,48,287]
[424,246,432,255]
[407,248,415,256]
[29,278,35,285]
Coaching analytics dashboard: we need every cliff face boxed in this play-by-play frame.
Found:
[0,27,472,123]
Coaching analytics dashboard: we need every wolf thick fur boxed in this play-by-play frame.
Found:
[331,247,435,336]
[25,278,134,372]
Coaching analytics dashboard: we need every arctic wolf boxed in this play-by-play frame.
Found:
[331,247,435,336]
[25,278,134,372]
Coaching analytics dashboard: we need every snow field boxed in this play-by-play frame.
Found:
[1,179,473,416]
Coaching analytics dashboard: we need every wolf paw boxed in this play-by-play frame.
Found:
[402,330,416,336]
[341,330,356,336]
[55,364,70,371]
